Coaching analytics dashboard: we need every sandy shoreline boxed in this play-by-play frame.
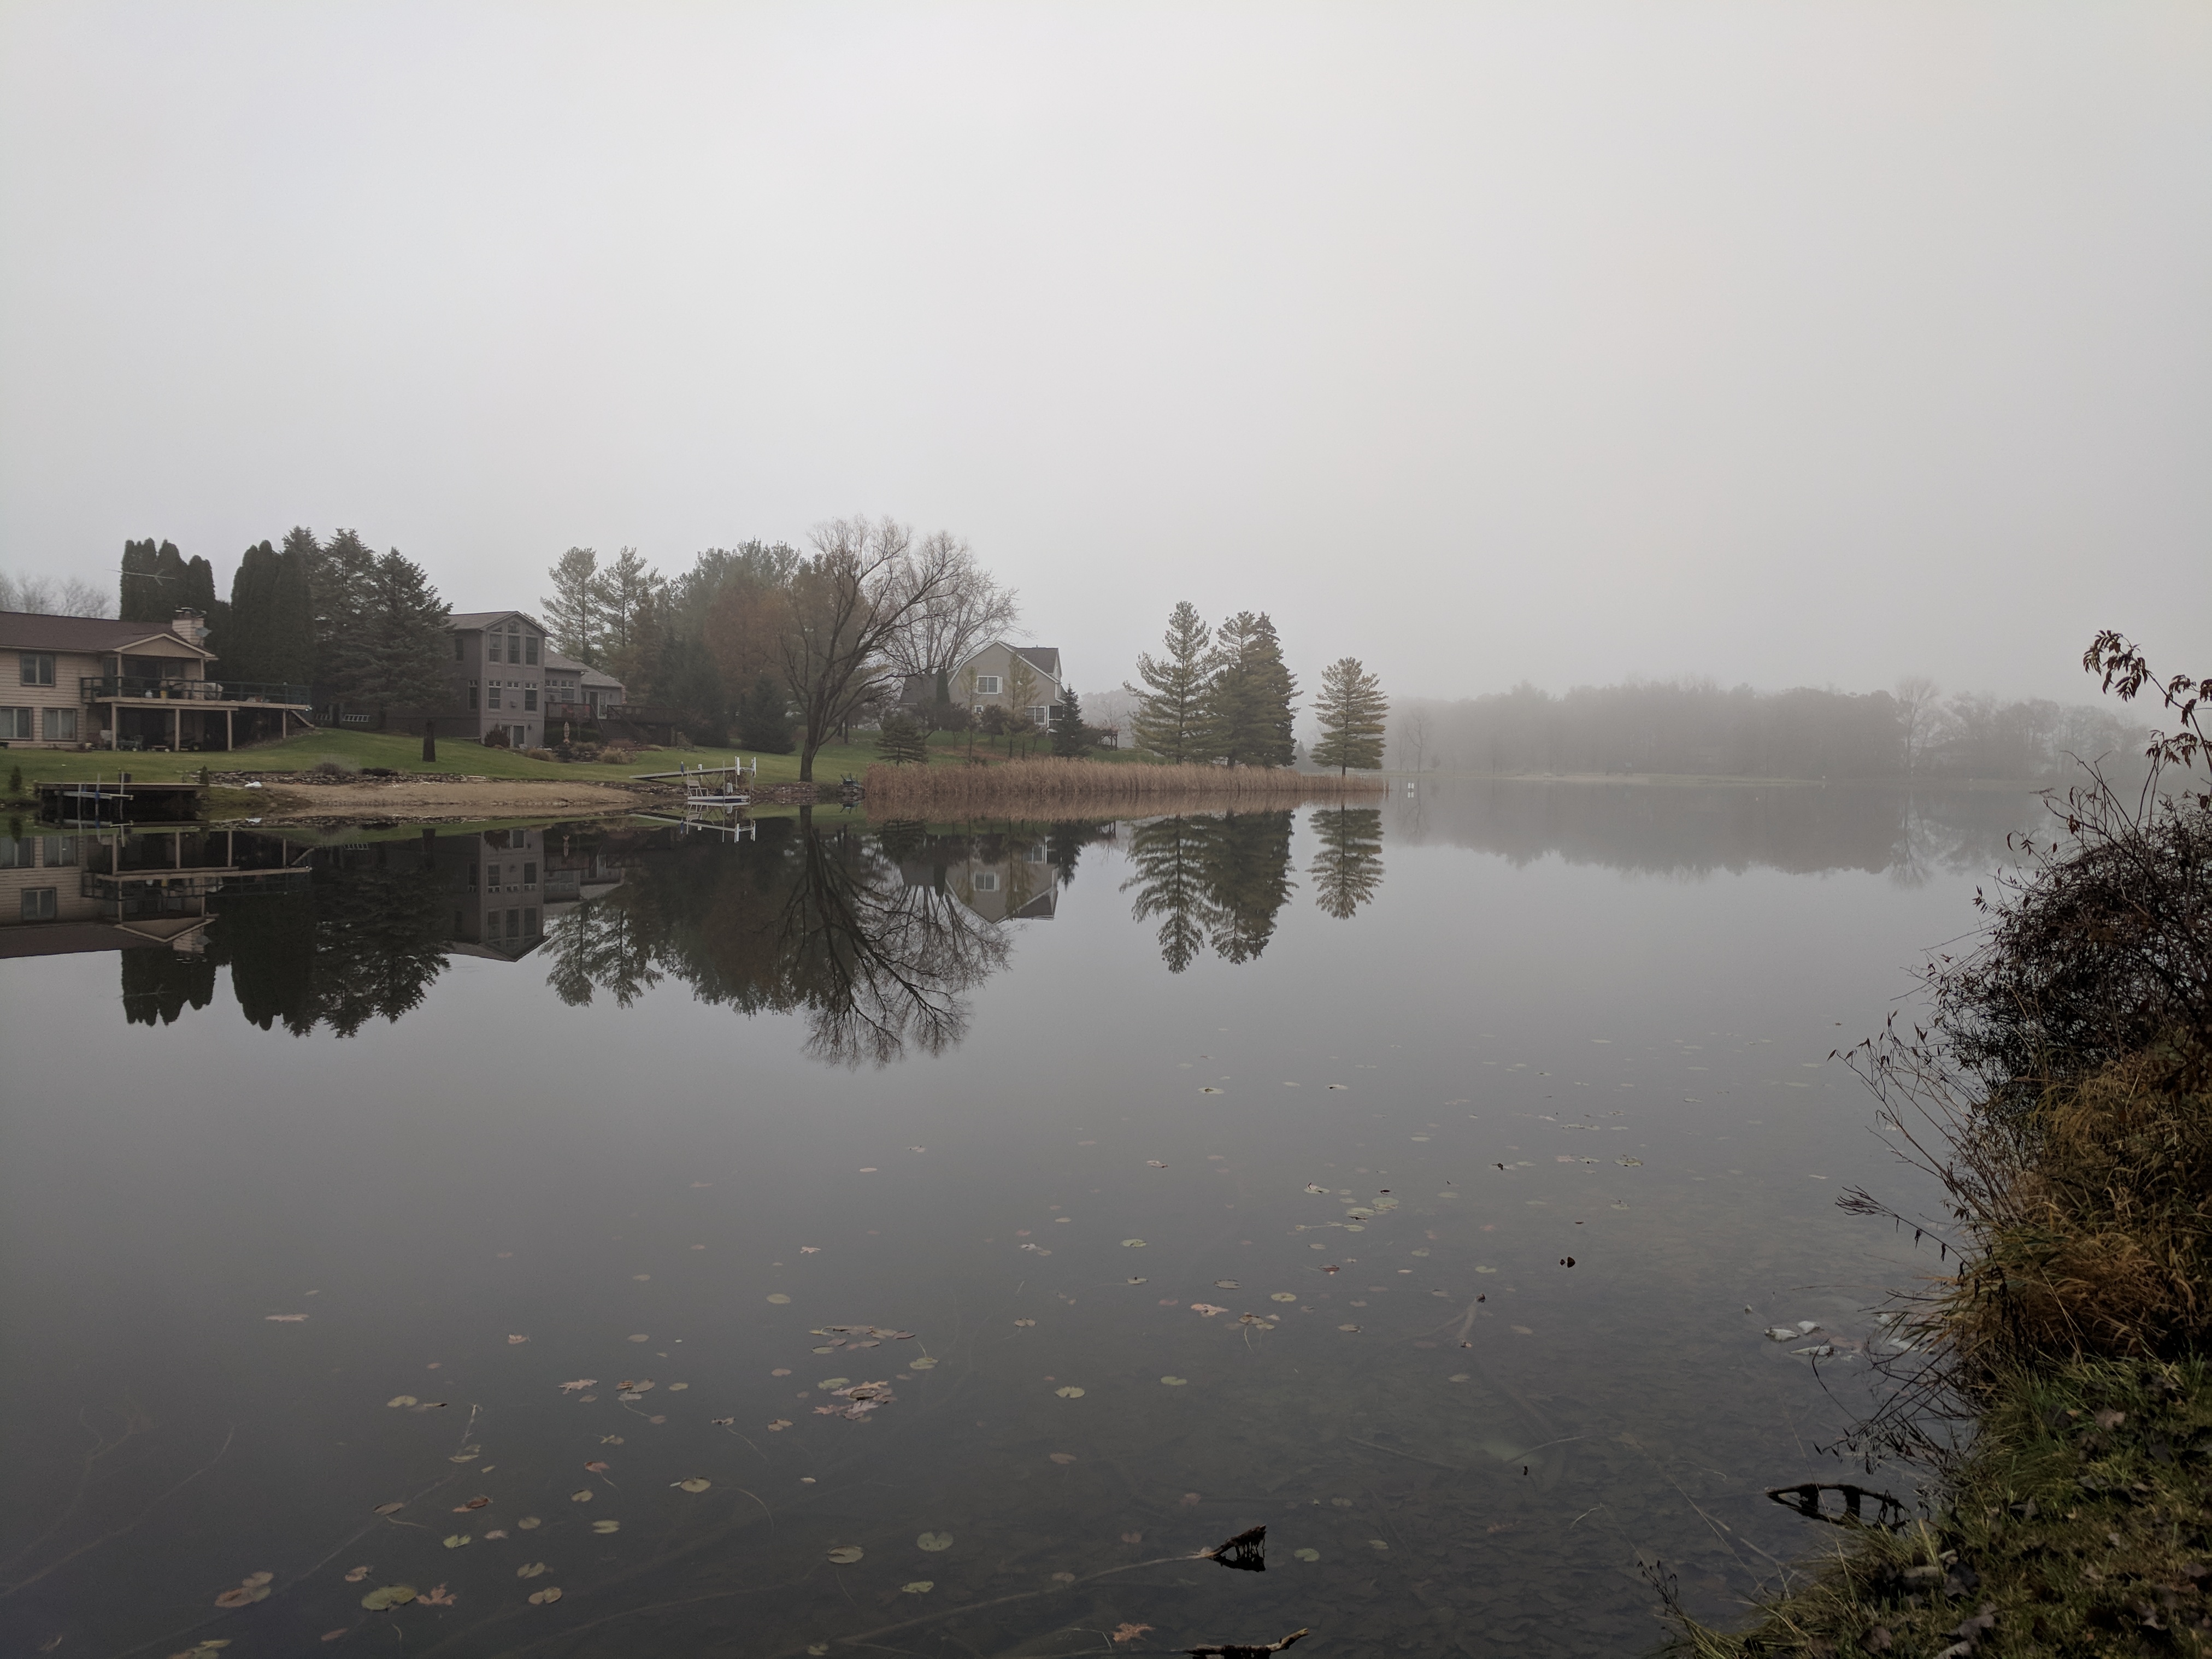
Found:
[215,775,659,825]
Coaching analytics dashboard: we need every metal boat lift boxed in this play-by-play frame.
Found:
[631,756,759,808]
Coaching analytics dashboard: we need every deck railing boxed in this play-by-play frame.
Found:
[80,676,313,705]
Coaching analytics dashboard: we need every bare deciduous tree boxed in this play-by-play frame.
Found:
[877,531,1020,682]
[1395,706,1432,773]
[1893,675,1941,773]
[780,516,966,781]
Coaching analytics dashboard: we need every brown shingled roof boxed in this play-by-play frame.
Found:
[0,611,209,656]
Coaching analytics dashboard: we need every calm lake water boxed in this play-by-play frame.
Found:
[1,781,2039,1658]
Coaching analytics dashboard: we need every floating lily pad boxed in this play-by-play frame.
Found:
[909,1357,937,1370]
[917,1531,953,1551]
[1338,1323,1361,1333]
[766,1293,791,1304]
[517,1562,548,1579]
[1475,1265,1499,1274]
[527,1586,563,1605]
[827,1545,864,1564]
[1055,1386,1085,1398]
[676,1478,711,1493]
[517,1516,542,1529]
[1120,1239,1145,1248]
[373,1502,405,1515]
[570,1489,592,1503]
[1214,1279,1239,1289]
[1618,1156,1642,1167]
[361,1584,417,1610]
[592,1520,620,1534]
[901,1580,934,1593]
[443,1534,472,1549]
[1270,1292,1298,1303]
[1160,1376,1189,1387]
[667,1382,688,1391]
[1294,1547,1321,1562]
[386,1395,417,1408]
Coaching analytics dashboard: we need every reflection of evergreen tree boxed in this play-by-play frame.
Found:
[1202,810,1296,962]
[1122,811,1297,969]
[120,947,217,1026]
[1046,820,1113,887]
[1121,816,1216,973]
[1308,807,1385,919]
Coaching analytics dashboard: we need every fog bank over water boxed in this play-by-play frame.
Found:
[3,4,2207,703]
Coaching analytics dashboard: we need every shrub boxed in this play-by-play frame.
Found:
[310,758,356,780]
[525,747,558,762]
[481,728,510,749]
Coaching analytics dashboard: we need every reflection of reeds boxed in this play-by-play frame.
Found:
[862,760,1385,818]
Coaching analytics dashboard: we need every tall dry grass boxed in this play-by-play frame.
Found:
[863,758,1386,819]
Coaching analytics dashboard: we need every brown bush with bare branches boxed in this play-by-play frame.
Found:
[862,758,1384,819]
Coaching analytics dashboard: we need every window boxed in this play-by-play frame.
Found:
[975,674,1001,695]
[20,652,54,687]
[0,837,27,868]
[1026,844,1048,863]
[523,688,537,713]
[522,862,537,887]
[468,684,479,710]
[505,908,519,939]
[21,887,57,921]
[524,907,539,934]
[43,837,77,867]
[467,861,478,889]
[1027,705,1050,727]
[2,708,32,739]
[488,687,502,710]
[973,870,999,892]
[524,634,539,666]
[41,708,76,742]
[506,631,520,664]
[454,634,464,661]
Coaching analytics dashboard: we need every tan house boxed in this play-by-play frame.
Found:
[543,651,626,723]
[1,608,313,751]
[899,643,1066,728]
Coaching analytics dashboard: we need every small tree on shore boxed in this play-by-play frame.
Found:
[1311,657,1389,774]
[1051,687,1090,757]
[1003,656,1041,756]
[876,711,930,765]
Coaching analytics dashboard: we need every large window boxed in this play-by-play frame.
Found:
[524,635,539,666]
[1027,705,1050,727]
[972,871,999,892]
[20,652,54,686]
[41,708,76,742]
[506,631,521,664]
[21,888,57,921]
[43,837,77,867]
[487,687,502,710]
[523,688,538,713]
[0,837,28,868]
[2,708,32,739]
[522,861,537,886]
[974,674,1001,695]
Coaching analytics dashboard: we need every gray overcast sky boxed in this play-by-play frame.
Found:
[2,2,2206,703]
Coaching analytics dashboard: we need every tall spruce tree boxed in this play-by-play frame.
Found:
[120,538,189,622]
[1310,656,1389,773]
[1208,611,1298,767]
[269,528,319,687]
[1128,601,1218,762]
[313,529,380,698]
[223,542,281,681]
[736,674,795,753]
[1050,686,1090,757]
[542,546,604,664]
[349,550,451,709]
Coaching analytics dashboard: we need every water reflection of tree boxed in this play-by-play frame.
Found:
[545,815,1009,1066]
[121,948,217,1026]
[207,845,451,1036]
[1121,811,1297,971]
[1308,807,1385,919]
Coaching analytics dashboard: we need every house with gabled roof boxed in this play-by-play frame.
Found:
[2,607,312,751]
[899,642,1067,728]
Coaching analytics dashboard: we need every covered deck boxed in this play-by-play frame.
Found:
[81,676,315,751]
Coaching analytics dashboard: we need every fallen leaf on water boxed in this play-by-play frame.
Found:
[767,1419,793,1431]
[1338,1324,1361,1333]
[675,1478,711,1493]
[360,1585,417,1610]
[771,1367,792,1376]
[442,1535,471,1549]
[1121,1531,1143,1544]
[557,1379,595,1392]
[901,1580,934,1593]
[419,1585,456,1606]
[517,1516,542,1529]
[1511,1325,1534,1335]
[800,1246,820,1254]
[213,1587,263,1609]
[1051,1570,1076,1583]
[373,1502,404,1515]
[1328,1084,1348,1091]
[517,1562,547,1579]
[1013,1318,1037,1327]
[592,1520,620,1534]
[1161,1376,1189,1387]
[766,1295,791,1305]
[448,1454,479,1464]
[1113,1623,1156,1644]
[570,1490,593,1503]
[526,1586,563,1605]
[344,1564,373,1582]
[627,1334,649,1342]
[485,1528,508,1539]
[321,1630,346,1642]
[242,1572,272,1589]
[916,1532,953,1551]
[1191,1303,1228,1317]
[827,1545,864,1564]
[584,1461,610,1473]
[908,1357,937,1370]
[265,1314,308,1322]
[1147,1160,1168,1168]
[507,1334,528,1345]
[1214,1280,1239,1289]
[1180,1492,1202,1507]
[1049,1452,1078,1464]
[1294,1547,1321,1561]
[1618,1156,1642,1167]
[386,1394,421,1408]
[667,1382,688,1391]
[632,1274,650,1282]
[1121,1239,1146,1248]
[1270,1292,1298,1303]
[1201,1087,1221,1094]
[1055,1386,1085,1398]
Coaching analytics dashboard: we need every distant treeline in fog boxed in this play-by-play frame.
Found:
[1382,680,2146,781]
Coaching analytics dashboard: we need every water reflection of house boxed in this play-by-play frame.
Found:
[895,829,1059,921]
[409,826,629,962]
[0,826,311,960]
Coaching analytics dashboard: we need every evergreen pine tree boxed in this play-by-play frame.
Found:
[350,549,451,709]
[736,674,796,753]
[1128,601,1218,762]
[660,630,726,744]
[1050,686,1089,757]
[119,538,160,621]
[542,546,603,664]
[875,711,930,765]
[313,530,380,699]
[269,528,319,689]
[1310,656,1389,773]
[1207,612,1298,766]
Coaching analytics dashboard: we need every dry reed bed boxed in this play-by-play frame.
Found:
[863,758,1386,819]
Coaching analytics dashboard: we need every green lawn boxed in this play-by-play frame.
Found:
[1,723,1146,805]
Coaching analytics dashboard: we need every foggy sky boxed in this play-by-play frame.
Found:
[2,2,2206,705]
